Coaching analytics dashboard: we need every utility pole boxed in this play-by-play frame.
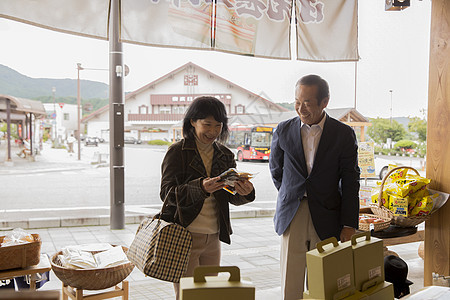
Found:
[389,89,393,124]
[109,0,125,229]
[77,63,83,160]
[52,87,57,147]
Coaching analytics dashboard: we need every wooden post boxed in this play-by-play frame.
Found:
[424,0,450,286]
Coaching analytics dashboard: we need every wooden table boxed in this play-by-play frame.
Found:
[62,280,129,300]
[0,254,51,290]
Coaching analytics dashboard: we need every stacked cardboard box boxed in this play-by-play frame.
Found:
[351,232,394,299]
[303,233,394,300]
[180,266,254,300]
[304,237,357,299]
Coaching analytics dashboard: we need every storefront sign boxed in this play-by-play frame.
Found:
[358,141,375,178]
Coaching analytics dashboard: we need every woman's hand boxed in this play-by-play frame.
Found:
[202,176,226,194]
[234,179,254,196]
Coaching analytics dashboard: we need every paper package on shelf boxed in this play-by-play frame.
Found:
[306,237,355,300]
[58,244,129,269]
[361,281,394,300]
[180,266,254,300]
[303,289,368,299]
[94,246,129,268]
[350,232,384,292]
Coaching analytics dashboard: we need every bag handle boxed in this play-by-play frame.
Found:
[351,231,371,246]
[193,266,241,283]
[361,277,380,292]
[377,166,420,208]
[157,186,185,225]
[333,286,356,300]
[316,237,339,253]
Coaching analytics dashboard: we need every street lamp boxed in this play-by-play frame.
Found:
[389,89,393,124]
[76,64,109,161]
[77,63,83,160]
[52,87,57,147]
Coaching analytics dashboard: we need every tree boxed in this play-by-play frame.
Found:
[408,117,427,142]
[367,118,406,144]
[394,140,417,150]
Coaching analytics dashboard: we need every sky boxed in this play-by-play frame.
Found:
[0,1,431,119]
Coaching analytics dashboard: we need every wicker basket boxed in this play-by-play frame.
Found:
[358,214,391,232]
[0,233,41,271]
[51,246,134,290]
[370,166,433,227]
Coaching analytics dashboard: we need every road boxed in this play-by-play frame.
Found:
[0,144,279,210]
[0,142,426,211]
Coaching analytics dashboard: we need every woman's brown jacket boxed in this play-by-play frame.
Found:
[159,138,255,244]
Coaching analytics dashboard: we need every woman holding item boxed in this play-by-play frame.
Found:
[159,96,255,299]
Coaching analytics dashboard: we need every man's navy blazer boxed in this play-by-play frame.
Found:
[269,114,360,240]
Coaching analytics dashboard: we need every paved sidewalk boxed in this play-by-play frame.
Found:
[0,141,92,174]
[0,218,424,299]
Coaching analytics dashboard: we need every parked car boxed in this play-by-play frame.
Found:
[85,137,98,147]
[124,137,142,144]
[374,157,397,179]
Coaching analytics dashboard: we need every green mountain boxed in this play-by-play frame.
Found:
[0,64,109,99]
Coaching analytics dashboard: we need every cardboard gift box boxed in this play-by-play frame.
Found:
[306,237,355,300]
[180,266,254,300]
[351,232,384,291]
[361,281,394,300]
[303,289,368,299]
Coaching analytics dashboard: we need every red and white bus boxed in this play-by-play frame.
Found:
[227,125,274,161]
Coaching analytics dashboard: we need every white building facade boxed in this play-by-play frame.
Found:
[43,103,78,141]
[82,62,287,142]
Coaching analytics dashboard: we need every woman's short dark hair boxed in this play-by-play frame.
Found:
[182,96,229,142]
[296,74,330,105]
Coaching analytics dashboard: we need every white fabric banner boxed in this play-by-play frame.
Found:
[295,0,359,61]
[0,0,109,40]
[214,0,292,58]
[122,0,292,59]
[122,0,214,50]
[0,0,358,61]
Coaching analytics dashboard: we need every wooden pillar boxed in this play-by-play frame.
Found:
[424,0,450,286]
[360,126,365,142]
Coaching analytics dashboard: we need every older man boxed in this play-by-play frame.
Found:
[269,74,360,300]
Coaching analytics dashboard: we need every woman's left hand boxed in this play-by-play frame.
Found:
[234,179,254,196]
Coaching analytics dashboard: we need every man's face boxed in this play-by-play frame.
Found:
[295,84,329,125]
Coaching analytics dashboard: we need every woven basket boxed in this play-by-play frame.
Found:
[358,214,391,232]
[51,246,134,290]
[370,166,433,227]
[0,233,41,271]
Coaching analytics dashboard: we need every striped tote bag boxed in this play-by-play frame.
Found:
[127,216,192,283]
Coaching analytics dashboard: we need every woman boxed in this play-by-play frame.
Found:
[159,96,255,298]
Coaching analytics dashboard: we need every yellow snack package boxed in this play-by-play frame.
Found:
[385,165,406,183]
[388,194,409,217]
[410,186,430,199]
[371,187,390,208]
[393,175,431,197]
[410,193,438,216]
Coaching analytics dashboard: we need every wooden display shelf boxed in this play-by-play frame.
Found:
[62,280,129,300]
[0,254,51,290]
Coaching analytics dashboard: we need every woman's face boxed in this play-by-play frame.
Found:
[191,115,223,144]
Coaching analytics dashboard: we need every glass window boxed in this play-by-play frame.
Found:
[64,113,69,120]
[251,132,272,147]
